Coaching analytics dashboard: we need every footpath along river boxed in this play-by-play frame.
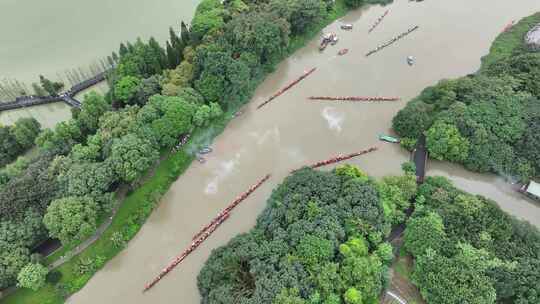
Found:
[68,0,540,303]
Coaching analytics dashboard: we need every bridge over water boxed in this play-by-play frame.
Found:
[0,71,107,112]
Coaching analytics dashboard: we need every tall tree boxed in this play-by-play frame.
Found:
[38,75,63,96]
[43,196,99,245]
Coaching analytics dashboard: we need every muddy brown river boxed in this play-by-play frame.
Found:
[68,0,540,303]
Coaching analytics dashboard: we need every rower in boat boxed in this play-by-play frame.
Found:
[407,56,415,65]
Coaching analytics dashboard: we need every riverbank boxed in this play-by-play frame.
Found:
[65,1,540,303]
[0,1,354,303]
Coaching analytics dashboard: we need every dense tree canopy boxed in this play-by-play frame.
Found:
[17,263,48,291]
[198,166,416,304]
[43,196,99,245]
[405,176,540,304]
[0,0,402,294]
[392,16,540,181]
[0,117,41,167]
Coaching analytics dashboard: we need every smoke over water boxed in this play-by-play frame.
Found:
[248,127,281,145]
[204,152,242,195]
[321,107,345,132]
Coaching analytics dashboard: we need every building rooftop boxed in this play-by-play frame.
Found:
[525,23,540,50]
[526,180,540,198]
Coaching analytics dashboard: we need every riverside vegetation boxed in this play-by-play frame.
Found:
[393,12,540,182]
[1,0,393,303]
[198,165,540,304]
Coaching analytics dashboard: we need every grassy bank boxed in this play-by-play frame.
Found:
[480,12,540,71]
[1,1,364,303]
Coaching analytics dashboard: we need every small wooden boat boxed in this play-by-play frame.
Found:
[199,147,213,154]
[320,33,337,51]
[379,134,400,143]
[197,156,206,163]
[341,24,353,30]
[338,49,349,56]
[407,56,415,65]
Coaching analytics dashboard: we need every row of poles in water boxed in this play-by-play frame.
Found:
[143,10,414,293]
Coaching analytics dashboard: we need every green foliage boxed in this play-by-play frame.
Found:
[426,121,469,162]
[191,4,225,42]
[17,263,48,291]
[0,0,385,301]
[273,288,308,304]
[409,177,540,304]
[344,0,365,8]
[77,92,110,134]
[109,134,159,183]
[480,12,540,70]
[57,160,116,199]
[0,241,30,289]
[344,288,363,304]
[401,161,416,175]
[399,137,417,151]
[43,196,99,245]
[335,164,369,182]
[404,212,446,257]
[39,75,63,96]
[162,61,194,96]
[413,246,498,304]
[0,153,58,219]
[114,75,141,105]
[147,95,198,148]
[198,167,389,304]
[0,117,40,167]
[377,174,417,225]
[393,14,540,181]
[36,119,82,153]
[11,117,41,149]
[392,100,433,139]
[374,243,393,265]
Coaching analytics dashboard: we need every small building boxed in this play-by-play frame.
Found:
[521,180,540,200]
[525,23,540,51]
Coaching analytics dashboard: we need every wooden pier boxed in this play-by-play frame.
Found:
[0,71,108,112]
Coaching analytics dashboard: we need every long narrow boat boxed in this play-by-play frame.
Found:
[257,67,317,109]
[191,174,271,241]
[143,213,230,292]
[368,10,389,33]
[308,96,400,102]
[292,147,378,172]
[142,174,271,292]
[366,25,419,57]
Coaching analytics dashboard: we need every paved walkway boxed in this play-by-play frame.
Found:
[49,188,127,269]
